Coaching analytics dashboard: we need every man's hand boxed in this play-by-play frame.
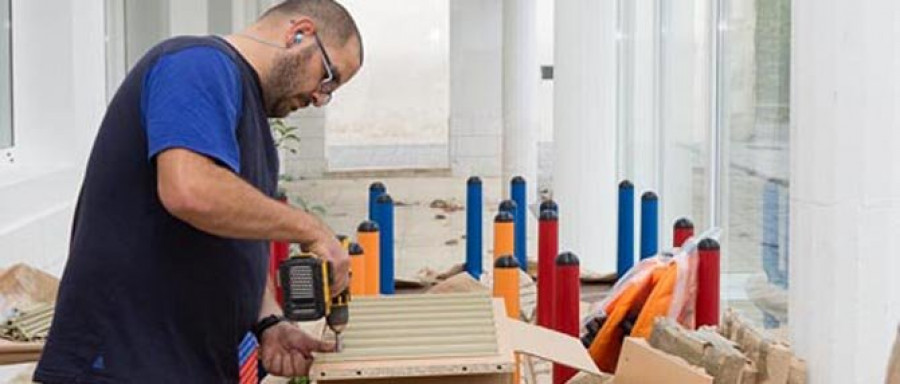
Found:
[306,228,350,297]
[260,321,333,377]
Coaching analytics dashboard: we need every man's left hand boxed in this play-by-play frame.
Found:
[260,321,334,377]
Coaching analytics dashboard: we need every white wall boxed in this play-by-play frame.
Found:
[448,0,502,177]
[326,0,449,148]
[790,0,900,381]
[0,0,107,275]
[447,0,553,180]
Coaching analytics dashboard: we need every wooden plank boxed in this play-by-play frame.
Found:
[614,338,712,384]
[310,294,515,381]
[347,317,494,330]
[350,303,490,315]
[346,325,494,339]
[0,340,42,365]
[315,343,498,362]
[322,373,510,384]
[342,334,497,349]
[351,292,488,304]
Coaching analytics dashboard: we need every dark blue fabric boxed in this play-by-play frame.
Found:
[34,36,278,384]
[143,46,243,173]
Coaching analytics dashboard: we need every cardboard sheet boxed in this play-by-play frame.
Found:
[614,338,712,384]
[503,317,602,377]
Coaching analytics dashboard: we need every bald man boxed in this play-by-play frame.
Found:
[35,1,362,382]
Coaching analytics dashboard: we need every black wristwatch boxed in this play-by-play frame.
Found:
[253,315,285,340]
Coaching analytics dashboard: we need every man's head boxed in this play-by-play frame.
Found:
[254,0,363,117]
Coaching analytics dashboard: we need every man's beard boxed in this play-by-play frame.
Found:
[263,48,313,118]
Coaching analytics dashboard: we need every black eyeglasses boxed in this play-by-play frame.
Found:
[313,34,339,105]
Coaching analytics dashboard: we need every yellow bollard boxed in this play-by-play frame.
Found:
[493,211,515,262]
[493,254,521,383]
[348,242,366,297]
[357,221,380,296]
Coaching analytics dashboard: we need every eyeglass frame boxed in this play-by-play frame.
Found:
[312,33,339,105]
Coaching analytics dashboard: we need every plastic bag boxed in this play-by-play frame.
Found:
[582,234,710,373]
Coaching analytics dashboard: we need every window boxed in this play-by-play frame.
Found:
[1,0,12,153]
[658,0,714,238]
[105,0,261,97]
[718,0,791,328]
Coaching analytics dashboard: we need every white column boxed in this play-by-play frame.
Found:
[790,0,900,382]
[553,0,618,273]
[502,0,539,195]
[449,0,502,178]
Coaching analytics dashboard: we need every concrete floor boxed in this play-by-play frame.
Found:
[282,175,539,281]
[284,171,781,328]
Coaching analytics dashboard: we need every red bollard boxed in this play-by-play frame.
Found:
[270,192,290,306]
[553,252,580,384]
[537,208,559,328]
[696,238,721,327]
[673,218,694,248]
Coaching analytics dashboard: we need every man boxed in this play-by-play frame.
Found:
[34,1,362,382]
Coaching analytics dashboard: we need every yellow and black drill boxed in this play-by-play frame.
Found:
[278,252,350,351]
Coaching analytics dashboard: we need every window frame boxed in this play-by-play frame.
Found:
[1,0,13,164]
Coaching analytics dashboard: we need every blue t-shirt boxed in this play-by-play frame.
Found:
[143,46,243,172]
[35,37,277,384]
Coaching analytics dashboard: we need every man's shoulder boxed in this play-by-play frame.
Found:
[154,37,238,70]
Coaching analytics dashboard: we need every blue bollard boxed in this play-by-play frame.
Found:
[511,177,527,271]
[466,177,483,279]
[640,191,659,259]
[374,193,395,294]
[368,182,386,222]
[617,181,635,277]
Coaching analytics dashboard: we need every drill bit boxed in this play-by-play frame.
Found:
[326,289,350,353]
[334,330,344,352]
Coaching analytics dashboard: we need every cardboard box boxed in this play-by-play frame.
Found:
[613,338,712,384]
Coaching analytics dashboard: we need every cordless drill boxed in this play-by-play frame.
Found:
[278,253,350,351]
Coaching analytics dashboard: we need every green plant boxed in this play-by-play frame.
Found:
[270,118,301,154]
[290,195,327,217]
[268,123,327,217]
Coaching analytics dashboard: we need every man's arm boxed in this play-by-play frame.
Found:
[156,148,349,292]
[259,271,282,321]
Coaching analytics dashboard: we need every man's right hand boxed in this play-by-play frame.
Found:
[306,228,350,297]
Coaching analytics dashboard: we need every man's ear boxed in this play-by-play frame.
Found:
[286,17,316,47]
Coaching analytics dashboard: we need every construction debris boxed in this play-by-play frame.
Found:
[719,310,806,384]
[428,198,464,213]
[426,273,487,294]
[1,303,54,342]
[0,263,59,314]
[647,313,808,384]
